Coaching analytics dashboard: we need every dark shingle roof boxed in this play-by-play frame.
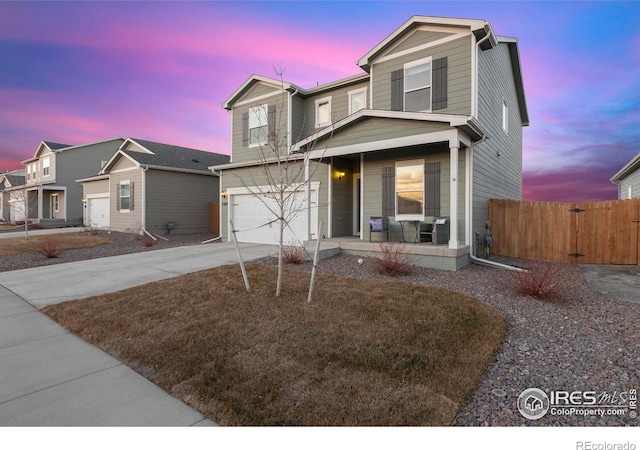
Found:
[5,174,25,186]
[43,141,72,150]
[122,139,229,173]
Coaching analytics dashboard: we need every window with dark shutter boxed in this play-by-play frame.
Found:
[382,167,395,217]
[390,69,404,111]
[116,183,120,211]
[242,112,249,147]
[268,104,276,142]
[424,162,441,216]
[432,57,448,110]
[130,181,134,211]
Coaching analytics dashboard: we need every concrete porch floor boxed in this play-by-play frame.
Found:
[308,236,472,271]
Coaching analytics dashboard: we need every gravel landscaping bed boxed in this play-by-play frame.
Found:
[257,253,640,426]
[0,230,216,272]
[3,233,638,426]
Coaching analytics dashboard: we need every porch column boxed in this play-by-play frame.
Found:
[305,157,311,241]
[37,186,43,221]
[449,141,459,249]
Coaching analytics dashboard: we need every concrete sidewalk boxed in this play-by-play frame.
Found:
[0,242,276,425]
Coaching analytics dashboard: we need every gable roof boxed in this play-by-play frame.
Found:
[0,169,26,189]
[22,138,123,163]
[611,152,640,182]
[101,138,229,175]
[357,15,495,72]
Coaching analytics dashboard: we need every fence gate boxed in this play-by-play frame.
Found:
[489,199,640,265]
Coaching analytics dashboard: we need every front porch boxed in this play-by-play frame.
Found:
[309,236,471,271]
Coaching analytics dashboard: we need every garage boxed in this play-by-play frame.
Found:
[230,189,317,245]
[87,197,110,228]
[10,199,25,223]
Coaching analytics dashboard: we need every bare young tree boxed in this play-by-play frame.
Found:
[8,187,34,239]
[231,67,331,297]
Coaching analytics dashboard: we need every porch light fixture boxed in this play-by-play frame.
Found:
[338,171,345,181]
[220,190,227,199]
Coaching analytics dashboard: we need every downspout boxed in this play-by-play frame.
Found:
[142,166,148,235]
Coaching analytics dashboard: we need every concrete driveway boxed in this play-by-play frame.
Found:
[578,264,640,304]
[0,242,275,425]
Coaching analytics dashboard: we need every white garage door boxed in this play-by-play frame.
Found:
[231,190,317,245]
[10,200,25,223]
[88,197,110,228]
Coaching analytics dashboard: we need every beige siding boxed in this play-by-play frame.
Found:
[371,34,472,115]
[109,168,143,233]
[145,170,219,235]
[83,179,109,195]
[220,161,329,241]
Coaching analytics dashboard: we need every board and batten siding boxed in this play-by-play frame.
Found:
[231,86,290,163]
[108,166,143,233]
[371,34,472,116]
[361,146,466,243]
[473,41,524,237]
[145,170,219,235]
[220,161,328,241]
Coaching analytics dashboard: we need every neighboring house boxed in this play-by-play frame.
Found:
[78,138,229,235]
[7,139,124,227]
[0,169,25,222]
[611,152,640,199]
[212,15,528,269]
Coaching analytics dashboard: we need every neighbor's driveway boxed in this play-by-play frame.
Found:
[0,242,276,307]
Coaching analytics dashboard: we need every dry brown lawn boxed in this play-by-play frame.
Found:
[43,263,506,426]
[0,233,110,256]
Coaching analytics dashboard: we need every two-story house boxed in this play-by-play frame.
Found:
[212,15,528,270]
[10,138,125,226]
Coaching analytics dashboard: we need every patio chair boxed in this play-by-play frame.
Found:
[369,216,390,242]
[419,217,450,245]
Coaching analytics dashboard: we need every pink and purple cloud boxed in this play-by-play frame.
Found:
[1,1,639,202]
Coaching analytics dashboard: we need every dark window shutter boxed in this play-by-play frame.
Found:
[424,162,441,216]
[432,57,448,110]
[267,104,276,142]
[382,167,395,217]
[242,111,249,147]
[130,181,135,211]
[116,183,120,211]
[390,69,404,111]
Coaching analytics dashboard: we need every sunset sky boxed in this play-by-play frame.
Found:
[1,1,639,202]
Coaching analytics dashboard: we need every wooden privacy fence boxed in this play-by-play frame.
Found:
[209,202,220,235]
[488,199,640,265]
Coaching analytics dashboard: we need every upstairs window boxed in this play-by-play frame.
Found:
[248,104,268,147]
[395,159,424,221]
[404,58,432,112]
[27,164,31,181]
[42,156,50,176]
[502,99,509,134]
[315,96,332,128]
[348,88,367,115]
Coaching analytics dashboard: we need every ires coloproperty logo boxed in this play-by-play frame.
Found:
[517,388,637,420]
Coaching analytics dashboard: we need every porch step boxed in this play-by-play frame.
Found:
[304,241,341,261]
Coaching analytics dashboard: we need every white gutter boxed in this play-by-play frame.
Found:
[470,245,527,272]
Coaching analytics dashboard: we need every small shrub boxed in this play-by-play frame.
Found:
[141,234,156,247]
[372,241,414,276]
[509,259,578,302]
[37,239,63,258]
[281,244,307,264]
